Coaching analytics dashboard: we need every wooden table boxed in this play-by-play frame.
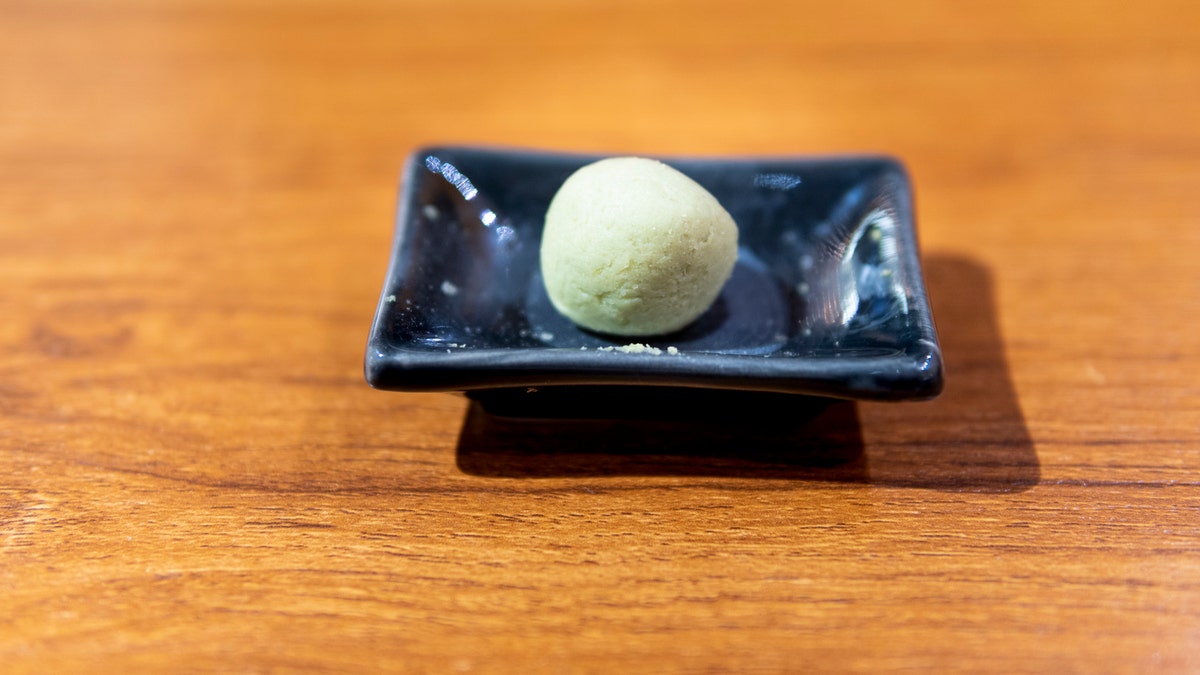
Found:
[3,1,1198,671]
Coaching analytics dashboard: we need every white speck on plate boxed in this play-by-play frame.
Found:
[600,343,664,355]
[440,280,459,296]
[422,204,440,220]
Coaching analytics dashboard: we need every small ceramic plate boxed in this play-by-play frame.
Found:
[365,146,942,400]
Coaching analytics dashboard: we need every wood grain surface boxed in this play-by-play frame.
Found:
[2,0,1198,672]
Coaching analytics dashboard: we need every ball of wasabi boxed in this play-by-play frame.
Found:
[540,157,739,336]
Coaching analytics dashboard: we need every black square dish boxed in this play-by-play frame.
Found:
[365,146,942,400]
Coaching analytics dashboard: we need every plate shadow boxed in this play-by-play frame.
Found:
[856,254,1039,491]
[455,254,1037,492]
[457,388,867,480]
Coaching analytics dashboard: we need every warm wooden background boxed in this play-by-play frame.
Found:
[2,0,1198,672]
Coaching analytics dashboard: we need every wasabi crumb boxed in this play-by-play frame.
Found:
[598,343,670,355]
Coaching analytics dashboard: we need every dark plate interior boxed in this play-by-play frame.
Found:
[365,146,941,400]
